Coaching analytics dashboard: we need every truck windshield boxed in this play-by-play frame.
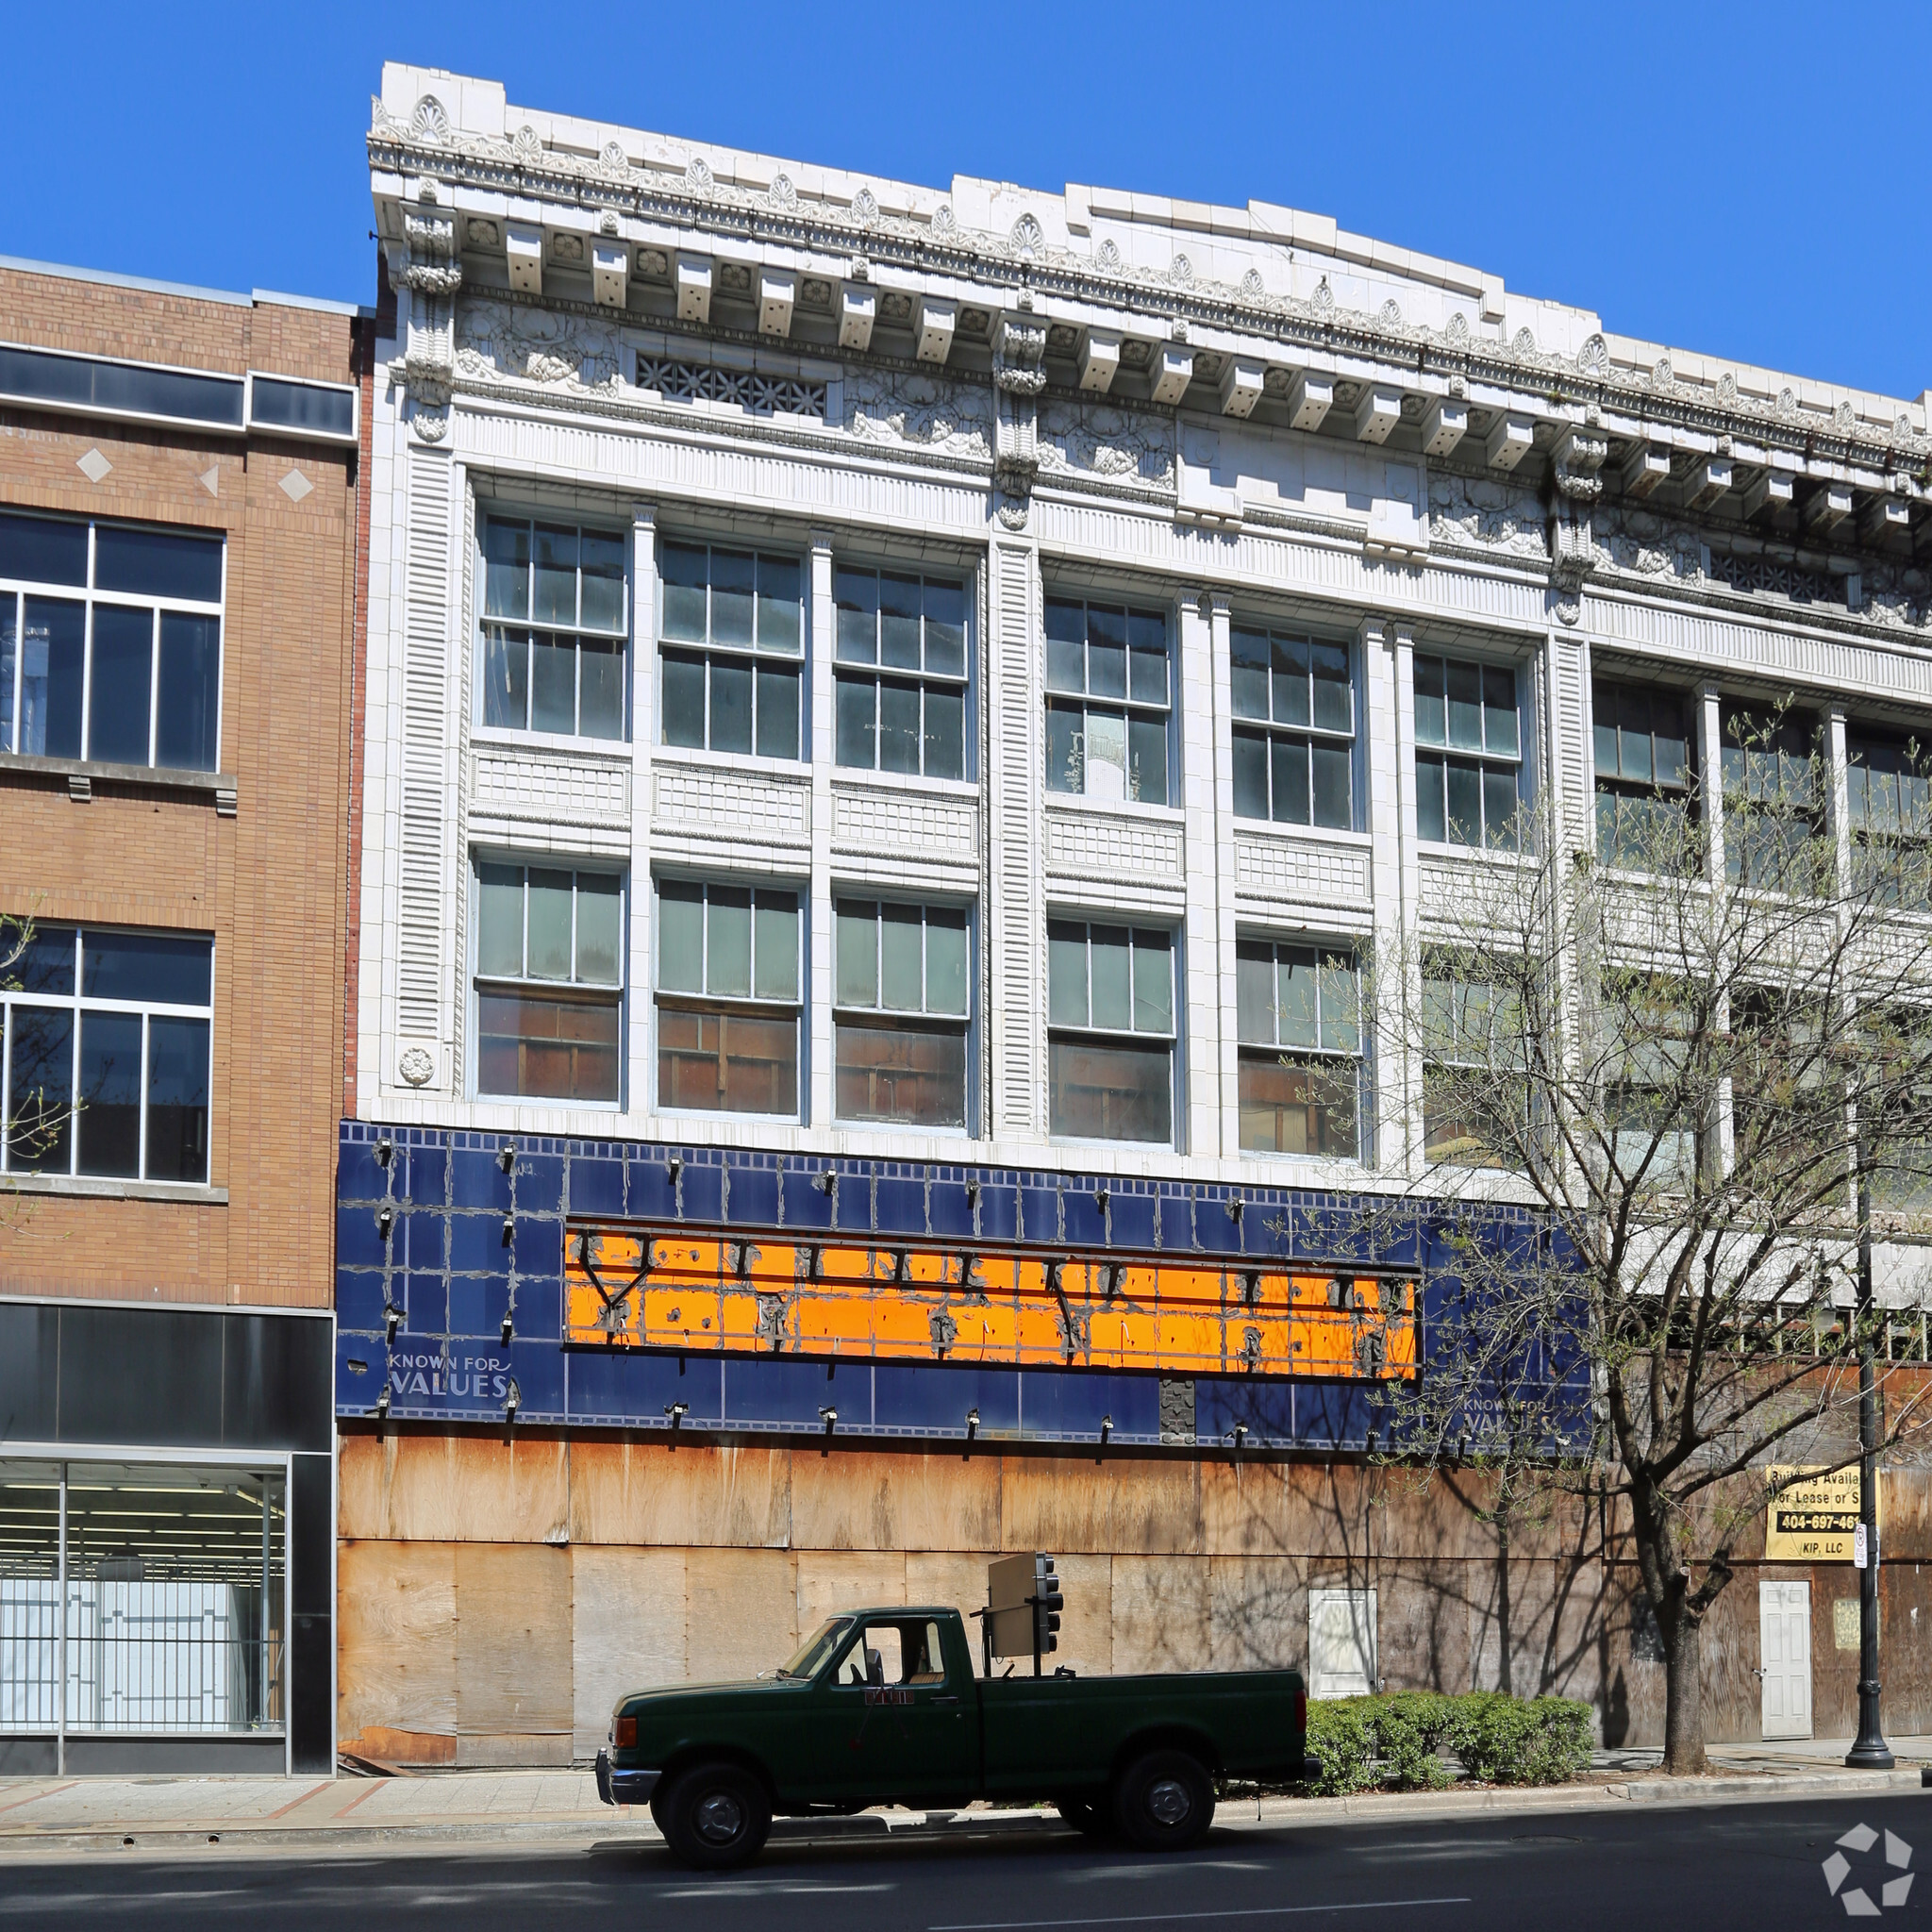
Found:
[777,1617,854,1679]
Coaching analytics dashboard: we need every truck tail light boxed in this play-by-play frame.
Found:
[614,1715,638,1748]
[1294,1690,1307,1736]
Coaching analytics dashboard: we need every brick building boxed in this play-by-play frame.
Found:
[332,67,1932,1765]
[0,258,363,1773]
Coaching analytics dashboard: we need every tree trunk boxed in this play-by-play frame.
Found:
[1660,1616,1707,1774]
[1495,1513,1514,1697]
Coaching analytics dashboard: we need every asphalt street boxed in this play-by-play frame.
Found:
[0,1793,1926,1931]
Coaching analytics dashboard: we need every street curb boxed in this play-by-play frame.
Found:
[0,1772,1923,1858]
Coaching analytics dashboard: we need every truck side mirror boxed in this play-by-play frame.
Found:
[866,1646,884,1688]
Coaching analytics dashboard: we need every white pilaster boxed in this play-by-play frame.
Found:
[809,534,838,1128]
[1180,591,1225,1157]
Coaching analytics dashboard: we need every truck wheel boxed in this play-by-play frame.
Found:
[660,1762,772,1871]
[1054,1794,1111,1839]
[1112,1749,1215,1852]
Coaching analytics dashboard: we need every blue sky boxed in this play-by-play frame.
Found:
[5,2,1927,401]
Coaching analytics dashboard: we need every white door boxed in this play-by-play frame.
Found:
[1759,1580,1812,1740]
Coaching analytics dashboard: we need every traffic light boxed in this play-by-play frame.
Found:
[1034,1554,1063,1662]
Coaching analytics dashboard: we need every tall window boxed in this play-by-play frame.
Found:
[1044,597,1171,806]
[1593,681,1694,869]
[658,541,803,759]
[475,863,623,1102]
[834,566,968,779]
[1847,728,1932,909]
[1601,974,1699,1182]
[2,924,212,1183]
[1721,702,1824,891]
[0,509,221,771]
[1236,939,1360,1158]
[1046,921,1174,1142]
[1231,626,1353,828]
[657,880,801,1117]
[1421,958,1525,1169]
[834,901,970,1128]
[479,517,627,740]
[1414,654,1521,848]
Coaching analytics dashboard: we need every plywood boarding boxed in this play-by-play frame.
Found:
[452,1542,574,1744]
[571,1545,689,1755]
[567,1441,791,1548]
[790,1447,1002,1553]
[1111,1556,1213,1674]
[336,1539,458,1746]
[685,1548,798,1682]
[1208,1557,1308,1673]
[1000,1456,1202,1557]
[795,1550,909,1640]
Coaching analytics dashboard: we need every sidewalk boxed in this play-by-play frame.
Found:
[0,1740,1924,1857]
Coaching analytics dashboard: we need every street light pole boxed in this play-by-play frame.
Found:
[1845,1151,1892,1770]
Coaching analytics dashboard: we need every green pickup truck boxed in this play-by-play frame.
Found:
[595,1605,1306,1869]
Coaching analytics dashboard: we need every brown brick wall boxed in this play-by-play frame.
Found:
[0,270,362,1310]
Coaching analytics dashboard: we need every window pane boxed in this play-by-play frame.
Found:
[1446,659,1484,750]
[1311,642,1351,734]
[156,612,220,771]
[1311,741,1352,829]
[16,924,76,995]
[529,633,576,735]
[836,1020,965,1127]
[1128,611,1167,705]
[1444,758,1482,846]
[880,574,922,670]
[1239,1052,1357,1158]
[836,901,878,1008]
[1237,941,1276,1045]
[1047,921,1089,1029]
[1320,957,1359,1055]
[83,932,210,1006]
[1413,655,1445,746]
[836,565,878,663]
[578,636,625,740]
[836,674,876,768]
[926,908,968,1016]
[0,601,12,754]
[1272,734,1309,825]
[708,658,753,754]
[1088,606,1126,698]
[1483,666,1519,757]
[145,1015,210,1181]
[1046,700,1084,794]
[756,664,800,760]
[94,526,222,603]
[76,1009,142,1178]
[1049,1037,1170,1142]
[924,684,964,780]
[709,549,755,646]
[533,525,578,626]
[1045,624,1085,694]
[924,579,966,675]
[0,508,88,587]
[660,650,707,747]
[1277,950,1320,1048]
[1085,709,1127,801]
[1089,925,1132,1031]
[754,893,798,1003]
[575,874,622,986]
[480,990,619,1102]
[707,888,753,996]
[525,869,575,981]
[1484,767,1520,849]
[1273,636,1310,728]
[660,541,708,641]
[1593,685,1620,777]
[483,518,531,622]
[1656,708,1689,788]
[878,678,921,774]
[657,880,704,992]
[879,904,924,1011]
[1619,701,1653,783]
[1416,753,1445,841]
[1231,628,1271,721]
[477,864,525,978]
[89,606,153,765]
[7,1006,73,1172]
[578,529,626,632]
[657,1004,796,1115]
[1232,729,1269,820]
[757,554,802,654]
[1128,713,1166,805]
[1132,929,1173,1035]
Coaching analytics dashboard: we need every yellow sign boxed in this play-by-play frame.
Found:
[563,1224,1419,1382]
[1763,1465,1879,1563]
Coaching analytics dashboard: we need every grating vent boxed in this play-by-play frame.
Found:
[634,355,825,419]
[1709,550,1840,607]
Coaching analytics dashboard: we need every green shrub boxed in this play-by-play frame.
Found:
[1300,1690,1592,1794]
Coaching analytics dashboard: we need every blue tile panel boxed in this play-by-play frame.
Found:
[335,1121,1574,1449]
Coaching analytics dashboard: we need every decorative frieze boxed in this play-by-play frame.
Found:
[1233,833,1371,905]
[651,765,809,843]
[1045,808,1186,884]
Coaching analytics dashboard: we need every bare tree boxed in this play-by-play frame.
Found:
[1368,709,1932,1772]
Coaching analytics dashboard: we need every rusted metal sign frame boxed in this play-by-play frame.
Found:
[563,1223,1417,1381]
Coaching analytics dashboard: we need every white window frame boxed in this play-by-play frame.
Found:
[1045,918,1178,1148]
[831,561,974,783]
[656,536,807,763]
[1412,651,1524,851]
[1229,623,1357,830]
[1042,593,1175,808]
[832,897,974,1134]
[1234,937,1365,1163]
